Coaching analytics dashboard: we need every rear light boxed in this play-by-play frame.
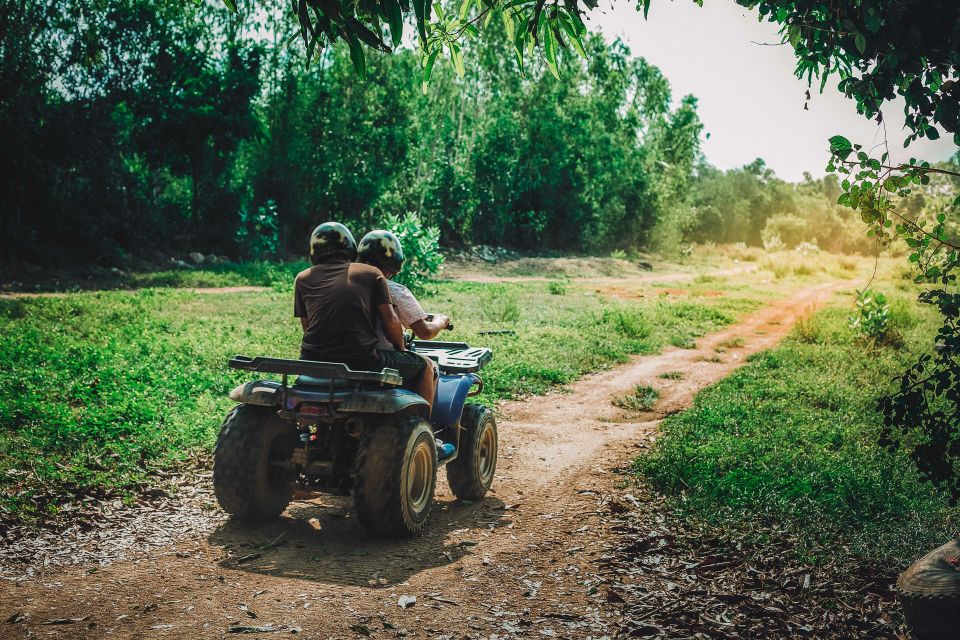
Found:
[299,404,322,415]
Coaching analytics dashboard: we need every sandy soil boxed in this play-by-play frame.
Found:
[0,280,850,639]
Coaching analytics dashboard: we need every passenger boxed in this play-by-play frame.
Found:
[294,222,433,412]
[355,229,447,407]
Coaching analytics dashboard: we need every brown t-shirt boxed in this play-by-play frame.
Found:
[294,261,390,365]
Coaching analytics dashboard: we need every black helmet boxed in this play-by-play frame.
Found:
[357,230,405,273]
[309,222,357,264]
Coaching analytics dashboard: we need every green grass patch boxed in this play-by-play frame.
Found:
[0,275,763,525]
[614,385,660,412]
[658,371,684,380]
[635,295,959,566]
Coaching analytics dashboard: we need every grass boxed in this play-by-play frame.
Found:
[614,385,660,412]
[635,288,959,566]
[0,268,768,525]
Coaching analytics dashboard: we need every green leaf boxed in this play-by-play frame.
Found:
[421,49,439,94]
[458,0,473,22]
[854,32,866,54]
[383,0,403,46]
[829,135,852,153]
[413,0,427,41]
[221,0,238,12]
[543,24,560,80]
[926,127,940,140]
[558,15,587,58]
[347,33,367,79]
[502,9,515,42]
[449,43,464,77]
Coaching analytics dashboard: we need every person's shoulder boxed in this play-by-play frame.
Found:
[388,280,415,299]
[295,266,314,282]
[348,262,381,277]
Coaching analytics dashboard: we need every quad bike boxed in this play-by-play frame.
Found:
[212,332,497,537]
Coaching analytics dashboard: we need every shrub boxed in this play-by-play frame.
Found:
[601,308,651,340]
[614,385,660,411]
[848,288,891,343]
[381,212,444,295]
[609,249,628,261]
[235,199,280,260]
[793,314,822,344]
[547,280,568,295]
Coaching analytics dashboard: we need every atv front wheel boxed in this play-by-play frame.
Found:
[447,404,498,501]
[354,416,437,537]
[213,404,296,520]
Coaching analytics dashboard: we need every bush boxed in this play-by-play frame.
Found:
[235,199,280,260]
[614,385,660,411]
[609,249,628,261]
[848,288,891,343]
[601,308,651,340]
[547,280,568,295]
[380,212,444,295]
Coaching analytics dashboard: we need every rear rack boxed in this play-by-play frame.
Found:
[229,355,402,387]
[411,341,493,374]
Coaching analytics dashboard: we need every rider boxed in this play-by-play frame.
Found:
[294,222,434,412]
[356,229,451,340]
[355,230,448,413]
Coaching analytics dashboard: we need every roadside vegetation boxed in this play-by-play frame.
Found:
[636,278,959,567]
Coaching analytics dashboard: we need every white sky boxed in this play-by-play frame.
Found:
[588,0,957,182]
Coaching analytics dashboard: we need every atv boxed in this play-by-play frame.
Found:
[212,337,497,537]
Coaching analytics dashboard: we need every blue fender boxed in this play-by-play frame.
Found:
[230,380,429,419]
[432,374,479,429]
[337,388,429,417]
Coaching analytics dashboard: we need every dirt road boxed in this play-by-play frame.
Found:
[0,280,850,639]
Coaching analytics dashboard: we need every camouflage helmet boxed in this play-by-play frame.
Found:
[357,230,405,273]
[309,222,357,265]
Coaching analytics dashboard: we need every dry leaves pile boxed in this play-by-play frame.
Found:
[597,490,906,639]
[0,470,224,579]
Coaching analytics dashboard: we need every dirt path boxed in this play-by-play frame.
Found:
[0,280,850,639]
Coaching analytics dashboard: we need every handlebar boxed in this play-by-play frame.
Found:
[425,314,453,331]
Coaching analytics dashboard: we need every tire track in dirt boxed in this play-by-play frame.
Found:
[0,280,851,639]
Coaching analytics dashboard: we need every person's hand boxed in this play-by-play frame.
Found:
[434,314,451,329]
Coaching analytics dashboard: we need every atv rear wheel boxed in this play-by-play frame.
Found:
[213,404,296,520]
[447,404,498,501]
[354,416,437,537]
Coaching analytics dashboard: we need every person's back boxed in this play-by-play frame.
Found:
[295,260,389,369]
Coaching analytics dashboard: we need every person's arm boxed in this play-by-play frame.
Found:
[378,303,406,351]
[294,275,308,333]
[410,314,450,340]
[391,283,449,340]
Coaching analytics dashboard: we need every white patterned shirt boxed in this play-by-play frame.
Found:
[375,280,429,349]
